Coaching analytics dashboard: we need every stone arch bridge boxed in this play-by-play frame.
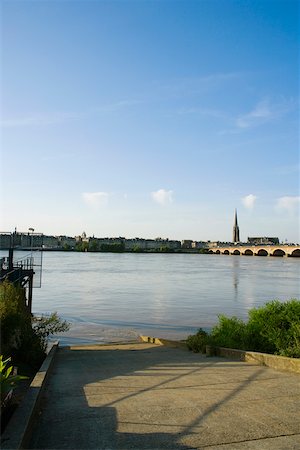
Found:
[208,245,300,257]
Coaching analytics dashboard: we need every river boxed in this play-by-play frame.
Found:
[2,251,300,344]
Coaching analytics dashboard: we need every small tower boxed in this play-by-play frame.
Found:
[233,209,240,243]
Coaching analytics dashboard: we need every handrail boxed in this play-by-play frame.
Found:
[0,256,34,282]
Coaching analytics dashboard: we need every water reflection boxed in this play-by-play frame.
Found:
[232,257,240,301]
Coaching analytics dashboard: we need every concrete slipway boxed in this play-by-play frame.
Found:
[17,342,300,449]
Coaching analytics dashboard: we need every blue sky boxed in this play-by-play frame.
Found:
[1,0,299,242]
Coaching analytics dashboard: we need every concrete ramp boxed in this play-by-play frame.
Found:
[28,342,300,449]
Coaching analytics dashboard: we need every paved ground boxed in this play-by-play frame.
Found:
[28,342,300,449]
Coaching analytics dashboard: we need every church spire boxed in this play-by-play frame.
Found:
[233,209,240,243]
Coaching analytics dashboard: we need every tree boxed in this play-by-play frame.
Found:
[89,240,99,252]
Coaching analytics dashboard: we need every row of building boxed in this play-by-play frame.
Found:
[0,232,187,251]
[0,231,281,252]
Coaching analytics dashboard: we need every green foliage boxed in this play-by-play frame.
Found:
[32,313,70,352]
[155,246,174,253]
[247,299,300,357]
[89,240,99,252]
[210,315,248,350]
[75,241,89,252]
[186,328,209,353]
[0,355,28,405]
[187,299,300,358]
[100,242,125,252]
[132,244,143,253]
[0,282,70,368]
[0,281,37,361]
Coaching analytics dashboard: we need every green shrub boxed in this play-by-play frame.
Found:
[186,328,209,353]
[210,315,248,350]
[247,299,300,357]
[32,313,70,352]
[187,299,300,358]
[0,281,36,357]
[157,246,174,253]
[132,245,143,253]
[0,281,70,368]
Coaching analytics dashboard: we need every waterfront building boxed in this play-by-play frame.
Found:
[57,236,76,249]
[181,240,193,249]
[0,231,43,249]
[192,241,207,249]
[124,237,181,252]
[43,235,59,249]
[248,237,279,245]
[0,233,11,249]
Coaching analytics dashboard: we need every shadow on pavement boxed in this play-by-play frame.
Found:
[28,343,282,449]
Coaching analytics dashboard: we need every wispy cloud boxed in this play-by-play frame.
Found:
[276,196,300,213]
[1,100,139,128]
[242,194,257,209]
[93,100,140,114]
[176,107,227,119]
[236,98,295,129]
[153,72,241,100]
[151,189,173,205]
[82,192,110,208]
[1,111,83,128]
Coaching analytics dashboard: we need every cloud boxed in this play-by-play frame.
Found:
[176,107,227,119]
[151,189,173,205]
[82,192,110,208]
[1,100,139,128]
[152,72,241,102]
[1,111,82,128]
[93,100,140,114]
[242,194,257,209]
[236,98,295,129]
[276,196,300,213]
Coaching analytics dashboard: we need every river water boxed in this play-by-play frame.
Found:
[2,251,300,344]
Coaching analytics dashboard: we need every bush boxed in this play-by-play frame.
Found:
[187,299,300,358]
[247,299,300,357]
[157,246,174,253]
[0,281,46,367]
[186,328,209,353]
[0,281,70,368]
[132,245,144,253]
[210,315,248,350]
[32,313,70,352]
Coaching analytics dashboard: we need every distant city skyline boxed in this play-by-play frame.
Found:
[1,1,299,243]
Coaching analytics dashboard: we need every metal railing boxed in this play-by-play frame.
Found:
[0,256,34,283]
[14,256,34,270]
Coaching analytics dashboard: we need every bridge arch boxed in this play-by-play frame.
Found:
[243,249,253,256]
[271,249,286,257]
[223,250,230,255]
[232,249,240,255]
[291,249,300,257]
[216,250,220,254]
[257,249,268,256]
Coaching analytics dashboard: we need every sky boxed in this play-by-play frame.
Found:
[1,0,299,243]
